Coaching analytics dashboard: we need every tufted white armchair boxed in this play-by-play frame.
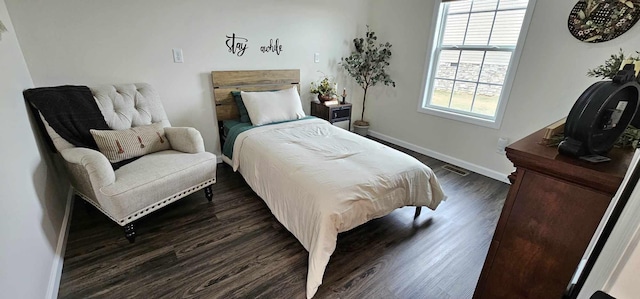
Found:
[41,83,216,242]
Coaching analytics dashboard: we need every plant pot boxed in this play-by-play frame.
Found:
[353,123,369,136]
[317,94,333,103]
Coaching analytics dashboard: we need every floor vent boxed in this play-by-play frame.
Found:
[442,164,470,176]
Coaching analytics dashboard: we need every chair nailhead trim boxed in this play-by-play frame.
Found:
[112,178,216,225]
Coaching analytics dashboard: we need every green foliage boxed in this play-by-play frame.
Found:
[584,48,640,149]
[545,126,640,149]
[616,125,640,149]
[587,48,640,79]
[340,25,395,122]
[310,75,337,97]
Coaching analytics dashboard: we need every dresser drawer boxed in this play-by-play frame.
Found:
[310,101,352,130]
[332,107,351,120]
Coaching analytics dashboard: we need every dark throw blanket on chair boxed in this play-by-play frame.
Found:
[24,85,109,150]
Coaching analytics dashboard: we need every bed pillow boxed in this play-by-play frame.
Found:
[240,87,306,126]
[90,122,171,163]
[231,91,251,123]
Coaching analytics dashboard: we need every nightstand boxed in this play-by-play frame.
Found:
[310,101,352,131]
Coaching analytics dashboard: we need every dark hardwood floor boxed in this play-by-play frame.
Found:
[58,139,509,299]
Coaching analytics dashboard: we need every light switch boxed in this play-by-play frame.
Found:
[314,53,320,63]
[172,48,184,63]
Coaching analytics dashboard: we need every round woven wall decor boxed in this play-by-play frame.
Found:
[568,0,640,43]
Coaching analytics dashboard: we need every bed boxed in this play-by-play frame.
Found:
[212,69,446,298]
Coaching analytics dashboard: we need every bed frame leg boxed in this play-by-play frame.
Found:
[414,207,422,219]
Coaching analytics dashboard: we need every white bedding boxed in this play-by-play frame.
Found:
[229,118,446,298]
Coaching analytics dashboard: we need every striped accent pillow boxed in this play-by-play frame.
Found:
[90,123,171,163]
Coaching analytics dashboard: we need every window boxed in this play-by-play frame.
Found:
[420,0,535,128]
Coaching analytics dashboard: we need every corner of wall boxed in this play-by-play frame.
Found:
[1,1,74,297]
[46,190,74,299]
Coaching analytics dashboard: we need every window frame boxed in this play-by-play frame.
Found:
[418,0,537,129]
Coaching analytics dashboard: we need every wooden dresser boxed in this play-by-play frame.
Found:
[473,128,633,299]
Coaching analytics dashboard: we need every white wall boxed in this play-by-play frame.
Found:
[6,0,370,155]
[368,0,640,178]
[0,0,70,298]
[608,236,640,299]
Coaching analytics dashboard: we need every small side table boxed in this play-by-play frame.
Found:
[310,101,352,131]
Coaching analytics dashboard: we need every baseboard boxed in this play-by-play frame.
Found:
[46,188,74,299]
[368,130,510,183]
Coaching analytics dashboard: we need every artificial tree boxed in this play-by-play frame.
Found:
[341,26,395,127]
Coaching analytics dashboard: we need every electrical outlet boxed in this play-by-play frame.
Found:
[314,53,320,63]
[172,48,184,63]
[497,137,509,154]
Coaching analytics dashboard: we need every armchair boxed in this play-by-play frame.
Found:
[35,83,216,242]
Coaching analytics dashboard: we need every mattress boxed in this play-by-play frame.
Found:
[226,117,446,298]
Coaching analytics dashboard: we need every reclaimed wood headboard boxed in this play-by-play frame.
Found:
[211,69,300,121]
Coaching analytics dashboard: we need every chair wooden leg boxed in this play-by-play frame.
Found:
[205,185,213,202]
[124,223,136,243]
[414,206,422,219]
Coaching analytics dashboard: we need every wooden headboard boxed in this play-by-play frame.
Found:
[211,69,300,121]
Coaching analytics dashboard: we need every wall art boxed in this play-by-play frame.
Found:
[568,0,640,43]
[226,33,248,57]
[225,33,285,57]
[260,38,283,55]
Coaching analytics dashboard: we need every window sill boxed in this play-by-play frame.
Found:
[417,106,502,129]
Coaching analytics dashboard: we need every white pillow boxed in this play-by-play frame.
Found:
[241,87,306,126]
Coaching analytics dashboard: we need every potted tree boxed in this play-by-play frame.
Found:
[340,25,395,136]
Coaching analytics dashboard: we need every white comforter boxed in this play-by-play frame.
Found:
[229,118,446,298]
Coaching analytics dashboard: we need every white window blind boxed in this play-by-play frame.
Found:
[422,0,531,124]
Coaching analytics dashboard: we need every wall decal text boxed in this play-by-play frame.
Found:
[260,38,283,55]
[226,33,248,57]
[225,34,284,57]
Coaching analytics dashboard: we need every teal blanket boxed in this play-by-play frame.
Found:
[223,116,316,160]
